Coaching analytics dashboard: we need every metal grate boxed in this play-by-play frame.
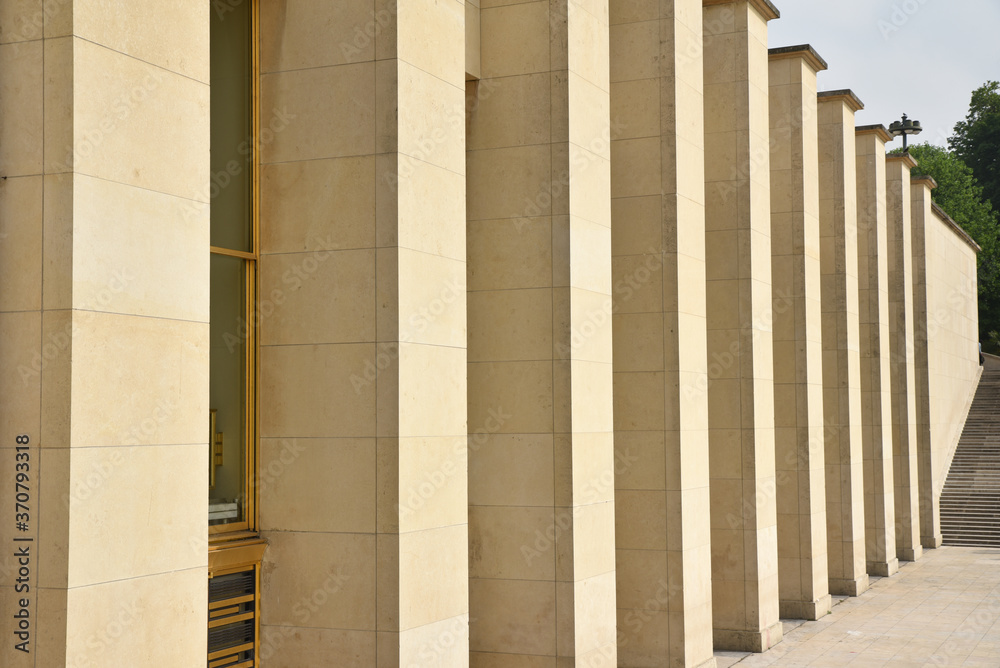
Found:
[208,568,256,668]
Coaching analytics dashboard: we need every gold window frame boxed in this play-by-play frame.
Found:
[209,0,260,538]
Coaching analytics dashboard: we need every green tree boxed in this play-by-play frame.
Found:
[950,81,1000,215]
[902,143,1000,346]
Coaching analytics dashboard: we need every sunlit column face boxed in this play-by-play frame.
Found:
[209,0,254,527]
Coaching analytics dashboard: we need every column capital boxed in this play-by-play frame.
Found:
[769,44,828,72]
[856,124,892,143]
[818,89,865,112]
[912,175,938,190]
[886,153,918,169]
[704,0,780,21]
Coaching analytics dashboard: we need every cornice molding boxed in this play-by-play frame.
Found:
[886,153,919,169]
[856,124,892,143]
[818,89,865,112]
[703,0,780,21]
[768,44,828,73]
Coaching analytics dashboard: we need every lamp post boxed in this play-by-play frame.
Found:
[888,113,923,151]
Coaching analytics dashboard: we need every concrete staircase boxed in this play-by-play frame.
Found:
[941,355,1000,547]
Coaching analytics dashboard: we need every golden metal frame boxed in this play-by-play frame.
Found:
[207,3,263,665]
[210,246,256,261]
[209,0,260,539]
[251,0,261,538]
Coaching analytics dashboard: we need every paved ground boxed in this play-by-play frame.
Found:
[716,546,1000,667]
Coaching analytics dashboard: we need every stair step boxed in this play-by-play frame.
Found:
[939,365,1000,547]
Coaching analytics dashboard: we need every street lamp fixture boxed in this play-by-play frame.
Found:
[888,113,922,151]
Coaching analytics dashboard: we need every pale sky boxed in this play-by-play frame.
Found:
[767,1,1000,149]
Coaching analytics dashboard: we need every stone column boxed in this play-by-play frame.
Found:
[885,154,923,562]
[257,2,470,664]
[0,1,208,665]
[610,1,715,665]
[817,90,868,597]
[911,175,942,549]
[703,0,782,652]
[467,1,618,664]
[767,45,831,621]
[855,126,899,578]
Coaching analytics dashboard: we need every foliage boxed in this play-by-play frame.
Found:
[950,81,1000,216]
[906,144,998,249]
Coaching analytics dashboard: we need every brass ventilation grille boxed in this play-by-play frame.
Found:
[208,569,256,668]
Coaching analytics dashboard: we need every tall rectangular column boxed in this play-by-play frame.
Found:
[703,0,782,652]
[257,3,470,664]
[885,154,923,563]
[0,1,209,665]
[610,1,715,665]
[855,126,899,578]
[767,45,831,621]
[467,1,618,664]
[817,90,868,597]
[911,176,942,549]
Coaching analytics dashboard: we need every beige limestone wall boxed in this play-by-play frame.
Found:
[913,186,981,548]
[817,91,868,597]
[257,2,470,665]
[885,155,922,562]
[703,0,782,652]
[467,1,617,665]
[0,0,209,665]
[767,45,831,622]
[855,126,898,578]
[610,1,715,665]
